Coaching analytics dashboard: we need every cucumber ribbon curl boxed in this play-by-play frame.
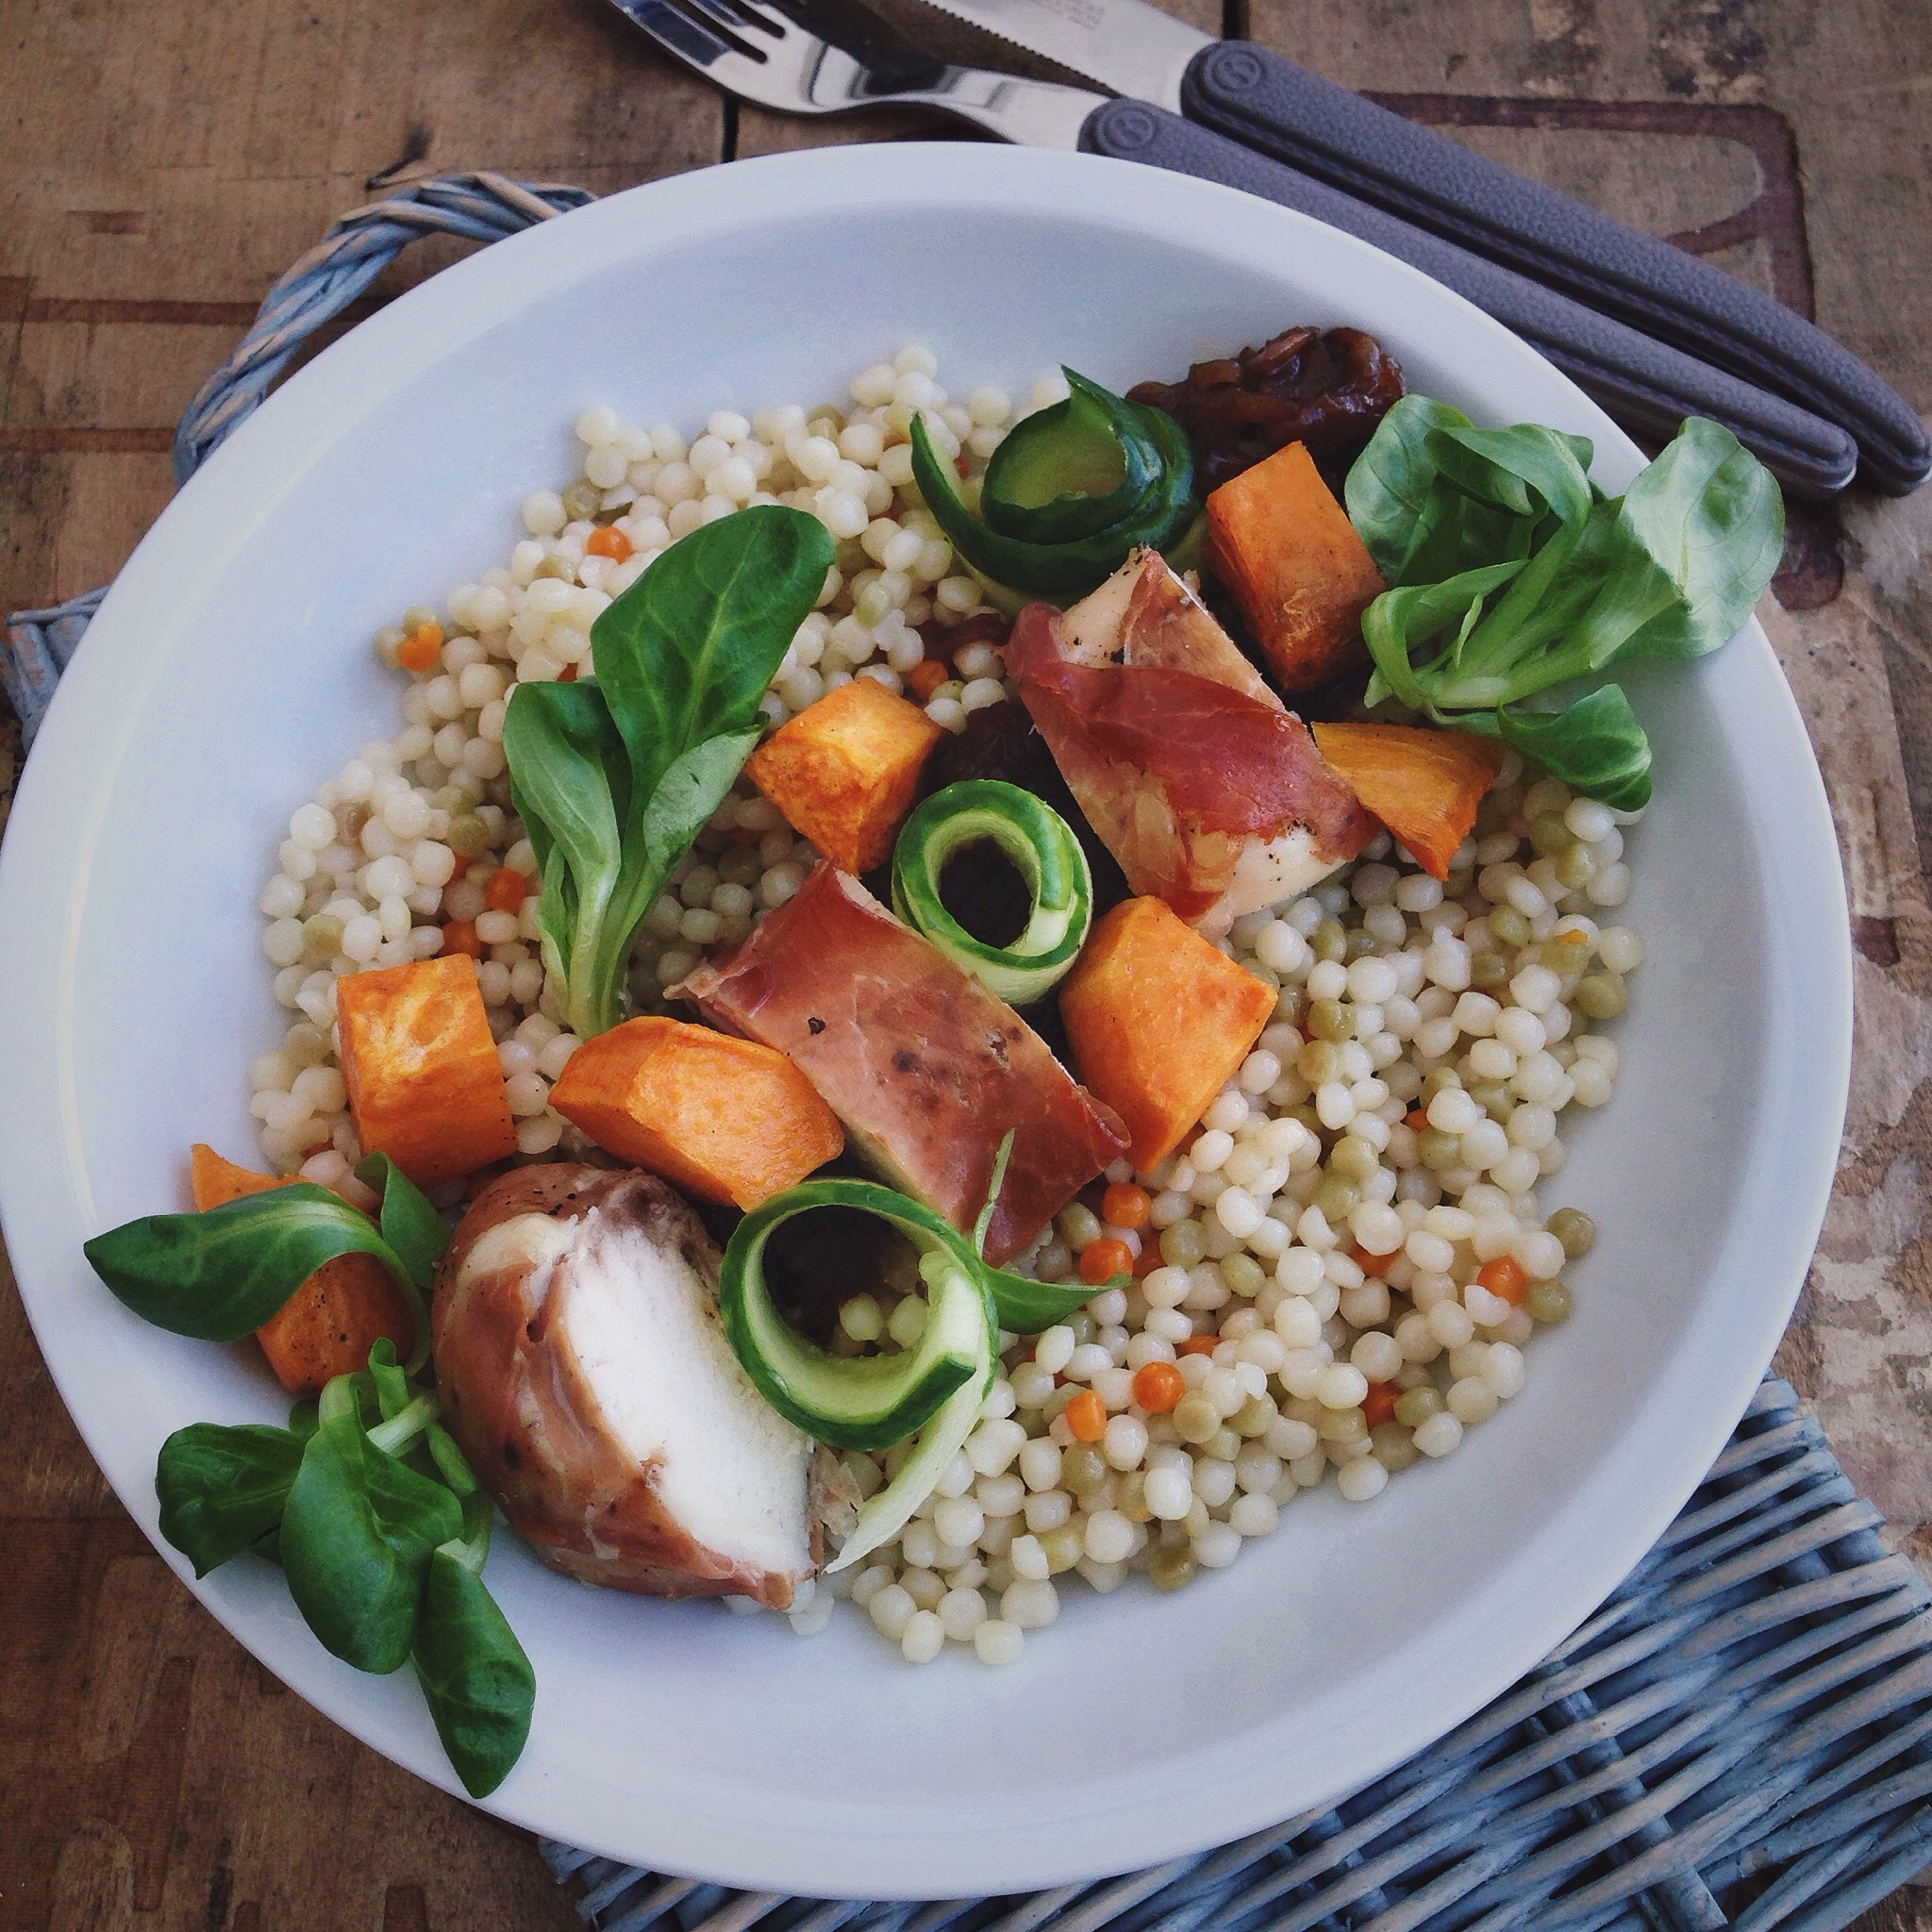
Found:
[722,1181,995,1455]
[891,781,1092,1006]
[909,369,1199,601]
[719,1147,1108,1572]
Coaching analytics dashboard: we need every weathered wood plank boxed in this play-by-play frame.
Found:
[1,1517,583,1932]
[0,1245,115,1519]
[0,0,724,613]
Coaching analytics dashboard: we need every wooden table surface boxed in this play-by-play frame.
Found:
[3,0,1930,1925]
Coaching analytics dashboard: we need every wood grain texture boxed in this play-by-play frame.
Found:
[3,0,1931,1924]
[0,0,722,616]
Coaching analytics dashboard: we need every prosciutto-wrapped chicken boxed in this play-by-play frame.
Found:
[672,864,1127,1265]
[434,1163,850,1609]
[1008,550,1376,935]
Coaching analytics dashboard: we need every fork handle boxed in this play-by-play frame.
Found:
[1077,98,1857,499]
[1176,42,1927,493]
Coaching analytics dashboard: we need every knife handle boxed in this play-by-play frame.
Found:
[1076,98,1857,499]
[1178,41,1928,494]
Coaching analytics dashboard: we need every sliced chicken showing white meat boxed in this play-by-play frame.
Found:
[1058,544,1279,706]
[434,1164,821,1609]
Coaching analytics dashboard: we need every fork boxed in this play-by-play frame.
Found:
[604,0,1857,495]
[607,0,1102,149]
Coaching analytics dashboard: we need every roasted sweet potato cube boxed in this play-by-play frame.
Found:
[255,1255,419,1395]
[190,1142,287,1210]
[549,1017,842,1209]
[188,1141,416,1394]
[1058,897,1276,1171]
[336,956,517,1188]
[745,677,943,874]
[1205,441,1386,692]
[1311,722,1506,881]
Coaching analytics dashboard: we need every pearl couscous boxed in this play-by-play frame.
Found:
[248,346,1640,1667]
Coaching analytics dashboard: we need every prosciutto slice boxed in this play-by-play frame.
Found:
[1008,551,1376,933]
[672,865,1127,1266]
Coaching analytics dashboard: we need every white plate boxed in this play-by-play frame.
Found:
[0,143,1851,1898]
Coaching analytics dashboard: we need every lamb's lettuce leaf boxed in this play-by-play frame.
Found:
[505,506,833,1038]
[412,1543,535,1796]
[1495,687,1655,812]
[148,1337,532,1797]
[85,1177,421,1343]
[1346,411,1782,808]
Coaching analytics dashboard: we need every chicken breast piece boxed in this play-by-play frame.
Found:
[434,1164,815,1608]
[1059,545,1280,708]
[1014,550,1375,937]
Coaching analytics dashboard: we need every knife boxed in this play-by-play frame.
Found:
[910,0,1930,494]
[1072,100,1854,496]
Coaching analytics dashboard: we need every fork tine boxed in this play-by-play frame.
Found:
[675,0,776,43]
[701,0,790,36]
[721,0,793,25]
[608,0,741,69]
[669,0,791,59]
[757,0,916,72]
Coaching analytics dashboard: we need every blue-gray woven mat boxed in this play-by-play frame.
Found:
[7,173,1929,1932]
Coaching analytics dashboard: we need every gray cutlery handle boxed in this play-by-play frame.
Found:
[1180,41,1927,494]
[1077,98,1857,499]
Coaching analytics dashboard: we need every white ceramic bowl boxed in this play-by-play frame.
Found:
[0,143,1850,1898]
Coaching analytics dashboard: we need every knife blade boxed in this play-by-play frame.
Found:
[914,0,1208,107]
[915,0,1209,110]
[913,0,1930,492]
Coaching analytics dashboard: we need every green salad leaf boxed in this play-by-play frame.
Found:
[1360,561,1527,714]
[500,681,629,1022]
[84,1158,447,1357]
[1583,415,1788,662]
[354,1155,450,1293]
[967,1132,1120,1331]
[413,1543,536,1797]
[506,505,834,1039]
[1346,394,1463,578]
[1345,408,1783,808]
[425,1419,482,1498]
[358,1153,447,1373]
[1346,396,1592,586]
[147,1335,532,1794]
[280,1375,464,1674]
[157,1422,306,1577]
[1495,687,1655,812]
[976,1267,1105,1336]
[85,1183,411,1341]
[356,1332,417,1424]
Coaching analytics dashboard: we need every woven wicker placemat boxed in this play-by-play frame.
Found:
[541,1376,1932,1932]
[8,173,1928,1932]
